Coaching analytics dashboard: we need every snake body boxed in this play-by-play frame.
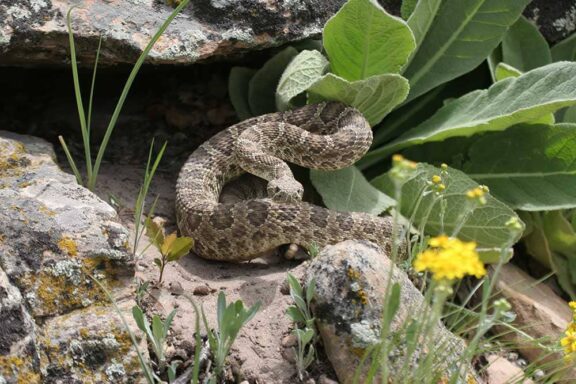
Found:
[176,102,393,261]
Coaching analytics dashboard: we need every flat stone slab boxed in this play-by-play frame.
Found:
[0,0,345,66]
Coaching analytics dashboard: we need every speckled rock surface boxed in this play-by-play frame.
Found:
[306,241,476,384]
[0,0,345,66]
[0,131,139,383]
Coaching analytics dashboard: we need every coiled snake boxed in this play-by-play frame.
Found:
[176,102,393,261]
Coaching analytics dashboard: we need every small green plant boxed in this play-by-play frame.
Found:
[135,278,150,307]
[133,139,167,255]
[132,305,177,374]
[145,218,194,285]
[60,0,189,191]
[286,273,317,381]
[202,291,261,382]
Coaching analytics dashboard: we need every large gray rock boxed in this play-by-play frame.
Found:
[0,131,140,383]
[306,241,477,384]
[0,0,345,66]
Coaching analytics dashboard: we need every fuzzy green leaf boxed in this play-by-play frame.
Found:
[371,163,523,248]
[323,0,415,81]
[403,0,531,102]
[276,50,329,111]
[249,47,299,115]
[502,16,551,71]
[307,73,409,126]
[463,124,576,211]
[311,166,395,215]
[552,33,576,62]
[229,67,257,120]
[401,0,418,20]
[494,62,522,81]
[367,62,576,162]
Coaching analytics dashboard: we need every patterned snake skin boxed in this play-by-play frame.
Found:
[176,102,394,261]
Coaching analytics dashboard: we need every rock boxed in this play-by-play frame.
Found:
[281,333,298,348]
[193,285,211,296]
[493,263,576,380]
[525,0,576,44]
[305,241,476,384]
[0,0,346,66]
[0,131,140,383]
[485,355,533,384]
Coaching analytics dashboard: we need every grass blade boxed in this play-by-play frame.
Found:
[87,35,103,136]
[89,0,190,190]
[66,7,92,185]
[58,135,84,185]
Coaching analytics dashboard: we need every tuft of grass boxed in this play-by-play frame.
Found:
[60,0,190,191]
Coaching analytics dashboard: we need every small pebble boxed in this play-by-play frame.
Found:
[193,285,211,296]
[169,281,184,295]
[507,352,519,361]
[533,369,545,380]
[279,279,290,295]
[281,334,297,348]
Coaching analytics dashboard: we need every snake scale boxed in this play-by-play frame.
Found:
[176,101,394,261]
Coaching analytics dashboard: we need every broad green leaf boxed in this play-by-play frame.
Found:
[307,73,409,126]
[477,248,513,264]
[311,166,395,214]
[161,232,177,256]
[493,64,554,124]
[463,124,576,211]
[371,163,523,248]
[367,62,576,162]
[551,33,576,62]
[276,50,329,111]
[401,0,418,20]
[145,217,164,250]
[166,237,194,261]
[502,16,551,72]
[229,67,256,120]
[406,0,441,46]
[402,0,531,102]
[248,47,298,115]
[494,62,522,81]
[560,106,576,123]
[371,64,492,148]
[323,0,415,81]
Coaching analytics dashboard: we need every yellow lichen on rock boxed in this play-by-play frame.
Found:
[58,236,78,257]
[0,355,41,384]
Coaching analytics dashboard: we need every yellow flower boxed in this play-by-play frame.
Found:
[414,235,486,281]
[561,302,576,358]
[431,175,442,184]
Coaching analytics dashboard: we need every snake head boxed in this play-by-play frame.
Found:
[267,177,304,203]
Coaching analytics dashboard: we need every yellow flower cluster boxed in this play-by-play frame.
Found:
[466,186,489,205]
[390,154,418,184]
[414,235,486,281]
[561,302,576,358]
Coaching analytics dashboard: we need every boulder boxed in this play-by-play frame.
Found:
[0,131,140,383]
[493,263,576,381]
[0,0,346,66]
[306,240,477,384]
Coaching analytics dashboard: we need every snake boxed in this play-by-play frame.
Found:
[175,101,394,261]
